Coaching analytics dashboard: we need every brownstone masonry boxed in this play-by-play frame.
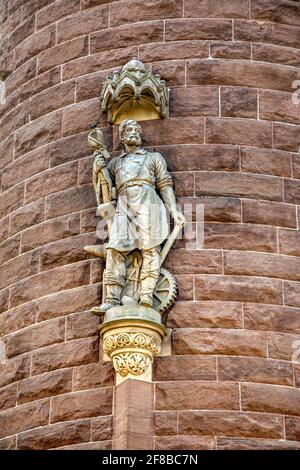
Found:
[0,0,300,450]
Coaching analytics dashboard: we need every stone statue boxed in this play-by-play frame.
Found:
[87,120,185,315]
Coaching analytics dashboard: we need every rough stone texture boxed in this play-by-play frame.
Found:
[1,0,299,451]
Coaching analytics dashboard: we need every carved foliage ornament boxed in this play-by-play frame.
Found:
[100,59,169,124]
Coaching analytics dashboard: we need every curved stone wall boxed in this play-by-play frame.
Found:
[0,0,300,450]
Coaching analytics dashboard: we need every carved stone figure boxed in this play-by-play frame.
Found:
[85,119,185,381]
[86,120,185,315]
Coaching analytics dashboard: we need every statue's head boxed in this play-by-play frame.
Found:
[119,119,142,147]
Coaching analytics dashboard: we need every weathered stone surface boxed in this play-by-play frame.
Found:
[185,0,249,18]
[62,47,137,81]
[0,399,49,438]
[242,200,296,228]
[9,199,44,238]
[0,354,31,388]
[169,86,218,117]
[15,111,62,158]
[176,275,194,301]
[285,179,300,204]
[111,0,182,27]
[273,122,300,152]
[39,233,95,271]
[187,59,300,93]
[180,196,241,223]
[4,317,65,358]
[80,209,98,233]
[154,356,217,381]
[260,90,300,125]
[0,234,20,265]
[154,411,177,436]
[195,171,282,201]
[66,311,99,340]
[217,437,300,450]
[0,288,9,314]
[279,229,300,256]
[0,436,16,450]
[251,0,300,27]
[164,250,222,275]
[152,60,185,86]
[19,67,61,102]
[235,19,300,49]
[31,337,99,375]
[179,410,283,439]
[221,87,257,118]
[18,369,73,404]
[206,117,272,147]
[241,383,300,416]
[284,280,300,308]
[155,435,215,450]
[268,332,300,361]
[5,58,37,95]
[73,362,114,391]
[36,0,80,30]
[57,4,108,42]
[25,161,78,204]
[0,101,29,142]
[15,24,56,68]
[253,43,300,68]
[285,417,300,441]
[173,329,267,357]
[21,212,80,253]
[0,135,14,171]
[91,415,113,441]
[167,301,242,329]
[139,40,208,62]
[165,18,232,41]
[244,303,300,335]
[171,171,195,197]
[17,419,90,450]
[0,301,37,336]
[36,284,100,322]
[2,146,49,192]
[211,41,251,59]
[10,261,90,308]
[204,223,277,252]
[0,383,17,412]
[49,131,91,167]
[46,185,96,220]
[218,356,293,386]
[62,98,100,137]
[30,81,75,121]
[0,183,24,220]
[0,250,39,291]
[38,36,88,73]
[195,275,282,304]
[241,147,292,178]
[157,144,239,172]
[90,21,163,54]
[224,251,300,282]
[51,388,113,423]
[156,381,239,411]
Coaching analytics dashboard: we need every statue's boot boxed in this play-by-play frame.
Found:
[99,284,122,312]
[139,276,158,308]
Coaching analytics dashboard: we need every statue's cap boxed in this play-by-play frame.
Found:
[122,59,146,73]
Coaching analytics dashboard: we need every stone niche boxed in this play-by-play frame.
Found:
[100,59,169,124]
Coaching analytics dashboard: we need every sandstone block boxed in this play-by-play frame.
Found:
[241,383,300,416]
[241,147,291,178]
[18,369,72,404]
[38,36,88,74]
[242,200,296,228]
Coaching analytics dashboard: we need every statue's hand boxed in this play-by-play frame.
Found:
[172,210,186,227]
[94,155,106,172]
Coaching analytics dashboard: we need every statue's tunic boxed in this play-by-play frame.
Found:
[106,148,172,252]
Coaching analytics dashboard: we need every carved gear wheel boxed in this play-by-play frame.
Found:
[153,267,177,316]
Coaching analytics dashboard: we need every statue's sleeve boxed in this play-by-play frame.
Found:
[154,153,173,191]
[107,157,116,180]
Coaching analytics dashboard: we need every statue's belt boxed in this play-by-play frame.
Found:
[117,179,154,194]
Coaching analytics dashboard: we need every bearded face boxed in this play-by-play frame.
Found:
[122,122,142,147]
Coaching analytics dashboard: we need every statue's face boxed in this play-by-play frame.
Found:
[123,123,142,146]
